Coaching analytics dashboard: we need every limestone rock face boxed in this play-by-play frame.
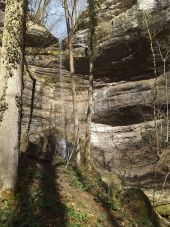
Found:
[26,21,58,47]
[21,53,89,156]
[74,0,170,82]
[0,0,169,190]
[73,0,170,187]
[19,0,170,189]
[21,54,170,188]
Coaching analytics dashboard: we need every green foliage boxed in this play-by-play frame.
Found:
[71,166,121,211]
[129,219,153,227]
[120,188,161,227]
[0,194,17,226]
[96,191,118,210]
[66,207,87,225]
[156,204,170,218]
[0,156,162,227]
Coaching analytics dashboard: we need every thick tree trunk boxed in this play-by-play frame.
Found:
[0,0,26,192]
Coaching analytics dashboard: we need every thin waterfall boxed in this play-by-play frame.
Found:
[59,39,67,159]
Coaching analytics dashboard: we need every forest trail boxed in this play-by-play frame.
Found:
[0,152,164,227]
[10,153,120,227]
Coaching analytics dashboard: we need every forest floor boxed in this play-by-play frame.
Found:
[0,153,162,227]
[0,153,123,227]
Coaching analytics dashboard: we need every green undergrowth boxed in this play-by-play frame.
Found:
[70,166,121,210]
[62,166,162,227]
[0,157,85,226]
[156,204,170,218]
[0,156,110,226]
[0,156,163,227]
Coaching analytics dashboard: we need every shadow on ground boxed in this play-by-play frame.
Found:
[14,143,68,227]
[72,166,121,227]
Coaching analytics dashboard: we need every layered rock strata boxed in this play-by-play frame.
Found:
[0,0,170,189]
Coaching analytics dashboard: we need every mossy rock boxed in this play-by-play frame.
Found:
[156,204,170,219]
[121,188,161,227]
[0,189,15,201]
[100,172,122,195]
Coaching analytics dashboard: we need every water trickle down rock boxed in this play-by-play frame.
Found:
[0,0,169,193]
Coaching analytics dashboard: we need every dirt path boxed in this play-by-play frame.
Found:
[15,154,120,227]
[56,165,118,226]
[1,153,165,226]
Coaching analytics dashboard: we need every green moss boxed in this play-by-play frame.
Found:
[121,188,161,227]
[101,172,122,195]
[156,204,170,217]
[0,190,17,226]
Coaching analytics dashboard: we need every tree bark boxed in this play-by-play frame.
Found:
[162,59,169,144]
[85,60,93,168]
[84,0,96,169]
[63,0,80,165]
[0,0,27,192]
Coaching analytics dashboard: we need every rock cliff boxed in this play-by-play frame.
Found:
[1,0,170,190]
[21,0,170,186]
[71,0,170,184]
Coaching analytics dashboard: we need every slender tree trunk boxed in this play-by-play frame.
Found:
[69,39,80,166]
[63,0,80,165]
[143,13,161,157]
[69,36,79,148]
[0,0,27,192]
[26,68,36,135]
[85,60,93,168]
[164,60,169,143]
[84,0,96,169]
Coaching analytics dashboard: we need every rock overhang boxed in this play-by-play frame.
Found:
[73,0,170,83]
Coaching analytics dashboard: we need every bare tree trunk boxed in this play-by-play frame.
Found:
[0,0,27,192]
[84,0,96,169]
[164,60,169,143]
[156,40,169,144]
[143,13,161,157]
[25,63,36,135]
[63,0,80,166]
[69,39,80,166]
[85,60,93,168]
[69,36,79,147]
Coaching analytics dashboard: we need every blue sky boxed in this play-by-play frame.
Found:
[29,0,87,39]
[45,0,87,39]
[46,0,67,39]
